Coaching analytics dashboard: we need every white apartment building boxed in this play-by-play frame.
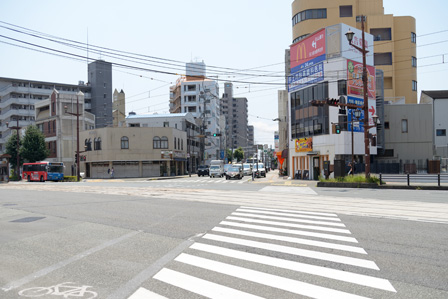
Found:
[169,62,222,164]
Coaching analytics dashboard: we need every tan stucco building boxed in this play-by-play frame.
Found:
[291,0,417,104]
[79,127,187,179]
[35,90,95,176]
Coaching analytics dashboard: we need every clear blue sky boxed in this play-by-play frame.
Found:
[0,0,447,147]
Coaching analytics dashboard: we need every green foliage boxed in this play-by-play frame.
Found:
[9,169,21,181]
[319,174,381,185]
[63,176,78,182]
[5,131,23,169]
[20,125,49,163]
[234,147,244,162]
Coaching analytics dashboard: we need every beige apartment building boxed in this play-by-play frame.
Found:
[291,0,417,103]
[79,127,187,179]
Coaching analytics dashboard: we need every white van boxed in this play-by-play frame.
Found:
[209,160,224,178]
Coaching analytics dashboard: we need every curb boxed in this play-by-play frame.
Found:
[317,182,448,190]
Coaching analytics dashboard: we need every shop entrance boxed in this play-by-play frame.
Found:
[313,156,320,180]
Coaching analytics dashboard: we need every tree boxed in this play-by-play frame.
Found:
[225,148,233,161]
[5,131,23,170]
[20,125,49,163]
[234,147,244,162]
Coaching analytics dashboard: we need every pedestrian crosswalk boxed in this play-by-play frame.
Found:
[128,206,396,298]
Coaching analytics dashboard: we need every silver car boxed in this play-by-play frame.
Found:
[242,163,252,176]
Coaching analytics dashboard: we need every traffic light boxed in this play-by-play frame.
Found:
[75,153,78,161]
[326,98,340,106]
[212,133,221,137]
[335,124,341,134]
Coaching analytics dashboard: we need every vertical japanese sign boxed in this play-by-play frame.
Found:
[347,59,376,99]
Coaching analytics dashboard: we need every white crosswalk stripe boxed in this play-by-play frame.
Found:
[131,206,396,299]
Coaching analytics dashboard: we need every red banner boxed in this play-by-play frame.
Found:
[290,29,326,71]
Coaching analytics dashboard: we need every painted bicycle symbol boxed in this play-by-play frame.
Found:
[18,282,97,298]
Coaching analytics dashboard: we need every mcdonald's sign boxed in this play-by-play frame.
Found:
[290,28,326,74]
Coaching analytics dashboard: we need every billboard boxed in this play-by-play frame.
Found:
[347,96,378,132]
[288,62,324,92]
[347,59,376,99]
[295,137,313,153]
[290,29,326,74]
[340,23,374,65]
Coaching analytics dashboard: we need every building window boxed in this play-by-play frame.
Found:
[85,139,92,151]
[370,28,392,41]
[103,93,106,99]
[401,119,408,133]
[374,52,393,65]
[120,136,129,149]
[174,137,177,149]
[94,137,101,150]
[411,32,416,43]
[384,122,390,129]
[436,129,446,136]
[292,9,326,26]
[412,56,417,67]
[153,136,161,149]
[53,120,56,133]
[161,136,168,149]
[163,121,169,127]
[412,80,417,91]
[339,5,352,18]
[338,80,347,96]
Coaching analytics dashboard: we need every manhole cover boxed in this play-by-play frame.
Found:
[10,217,46,223]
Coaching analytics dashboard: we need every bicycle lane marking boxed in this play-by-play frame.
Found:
[18,282,97,298]
[1,231,140,293]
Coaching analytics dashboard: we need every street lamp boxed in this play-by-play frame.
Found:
[64,94,83,182]
[345,16,374,178]
[6,119,21,180]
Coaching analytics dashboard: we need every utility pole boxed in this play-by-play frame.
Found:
[6,119,21,180]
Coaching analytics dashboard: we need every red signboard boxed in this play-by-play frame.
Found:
[347,60,376,99]
[290,29,326,72]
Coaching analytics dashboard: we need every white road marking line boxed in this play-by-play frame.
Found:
[212,227,366,254]
[233,211,346,227]
[175,254,370,299]
[220,221,358,243]
[2,231,140,292]
[260,186,318,195]
[191,243,396,292]
[153,268,264,299]
[240,205,339,217]
[239,207,340,220]
[227,216,351,234]
[127,287,169,299]
[202,234,378,270]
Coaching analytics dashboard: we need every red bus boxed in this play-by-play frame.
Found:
[22,162,64,182]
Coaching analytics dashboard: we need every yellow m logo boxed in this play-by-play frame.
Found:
[296,43,307,63]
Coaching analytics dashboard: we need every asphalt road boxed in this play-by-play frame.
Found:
[1,178,447,298]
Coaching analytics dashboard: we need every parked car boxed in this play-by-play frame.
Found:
[226,166,243,180]
[253,163,266,178]
[197,165,209,177]
[242,163,252,176]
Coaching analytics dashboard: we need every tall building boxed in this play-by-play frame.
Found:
[0,59,112,154]
[88,60,113,128]
[169,62,221,163]
[112,89,126,127]
[291,0,417,103]
[221,82,250,155]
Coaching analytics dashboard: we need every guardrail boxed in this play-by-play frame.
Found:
[379,173,448,187]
